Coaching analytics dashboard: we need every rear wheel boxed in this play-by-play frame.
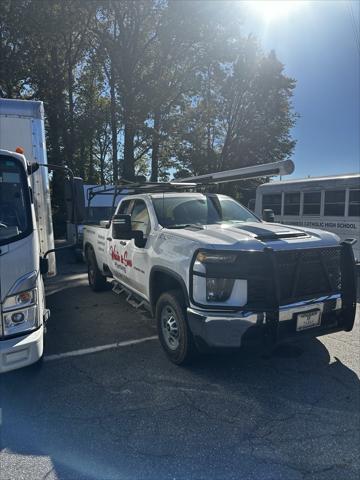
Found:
[156,290,198,365]
[87,250,108,292]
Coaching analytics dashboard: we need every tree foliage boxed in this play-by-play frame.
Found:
[0,0,297,207]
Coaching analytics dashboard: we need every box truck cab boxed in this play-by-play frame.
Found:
[0,99,55,372]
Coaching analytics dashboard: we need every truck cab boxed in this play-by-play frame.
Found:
[0,150,48,372]
[0,99,55,373]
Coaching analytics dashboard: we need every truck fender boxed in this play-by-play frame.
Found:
[149,266,189,316]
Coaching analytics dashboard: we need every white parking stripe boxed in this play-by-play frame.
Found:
[44,335,158,362]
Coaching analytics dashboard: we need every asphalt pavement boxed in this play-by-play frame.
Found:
[0,249,359,480]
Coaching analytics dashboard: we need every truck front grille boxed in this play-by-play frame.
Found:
[275,247,341,303]
[246,247,342,306]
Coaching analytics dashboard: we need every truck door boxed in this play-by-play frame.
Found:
[108,199,151,297]
[107,199,134,286]
[125,199,152,296]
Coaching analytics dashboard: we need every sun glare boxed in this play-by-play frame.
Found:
[247,0,306,23]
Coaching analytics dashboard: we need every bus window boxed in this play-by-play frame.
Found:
[324,190,345,216]
[262,194,281,215]
[303,192,321,215]
[284,192,300,215]
[348,189,360,217]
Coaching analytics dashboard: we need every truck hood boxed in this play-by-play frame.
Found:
[163,222,340,251]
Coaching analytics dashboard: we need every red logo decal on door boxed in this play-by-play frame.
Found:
[110,245,121,261]
[110,246,132,267]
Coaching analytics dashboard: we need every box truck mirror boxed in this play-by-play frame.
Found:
[28,163,85,224]
[65,177,85,224]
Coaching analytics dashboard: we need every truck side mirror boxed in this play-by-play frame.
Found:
[65,177,85,224]
[112,214,147,248]
[112,214,133,240]
[263,209,275,222]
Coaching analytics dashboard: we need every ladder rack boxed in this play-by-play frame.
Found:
[86,159,294,212]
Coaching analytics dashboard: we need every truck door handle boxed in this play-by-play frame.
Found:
[107,237,112,241]
[120,241,127,246]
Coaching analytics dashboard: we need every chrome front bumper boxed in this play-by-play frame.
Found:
[187,294,346,350]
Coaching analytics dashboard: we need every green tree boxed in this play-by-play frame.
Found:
[0,0,297,212]
[0,0,31,98]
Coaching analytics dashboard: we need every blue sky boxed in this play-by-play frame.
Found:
[242,0,360,179]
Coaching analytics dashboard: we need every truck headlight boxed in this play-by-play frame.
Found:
[206,278,235,302]
[1,289,38,336]
[2,306,38,336]
[196,251,237,264]
[2,289,37,311]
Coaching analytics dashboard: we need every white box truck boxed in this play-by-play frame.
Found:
[0,98,83,373]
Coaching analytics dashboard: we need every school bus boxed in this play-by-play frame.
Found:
[255,173,360,263]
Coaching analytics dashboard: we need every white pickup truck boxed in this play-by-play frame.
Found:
[83,182,357,364]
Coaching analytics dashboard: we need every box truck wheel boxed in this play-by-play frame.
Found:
[156,290,198,365]
[87,250,108,292]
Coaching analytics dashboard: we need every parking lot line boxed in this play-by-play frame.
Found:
[44,336,158,362]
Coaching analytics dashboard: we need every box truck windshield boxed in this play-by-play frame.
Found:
[0,155,32,245]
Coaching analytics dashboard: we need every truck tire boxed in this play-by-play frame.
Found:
[87,249,108,292]
[156,290,198,365]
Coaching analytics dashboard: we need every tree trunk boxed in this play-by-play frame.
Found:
[150,110,160,182]
[123,120,135,181]
[99,143,105,185]
[88,140,94,182]
[67,62,75,171]
[109,62,118,183]
[79,139,85,179]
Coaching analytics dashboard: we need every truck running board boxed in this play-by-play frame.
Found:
[112,281,147,310]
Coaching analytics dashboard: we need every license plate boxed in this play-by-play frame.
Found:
[296,309,321,332]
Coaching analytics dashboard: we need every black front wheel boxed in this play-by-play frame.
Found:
[156,290,198,365]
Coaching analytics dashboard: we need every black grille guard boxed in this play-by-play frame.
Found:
[190,243,357,340]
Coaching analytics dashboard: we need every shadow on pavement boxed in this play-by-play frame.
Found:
[1,334,359,480]
[1,246,358,479]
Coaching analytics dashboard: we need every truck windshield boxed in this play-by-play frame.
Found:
[0,156,32,245]
[153,195,259,228]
